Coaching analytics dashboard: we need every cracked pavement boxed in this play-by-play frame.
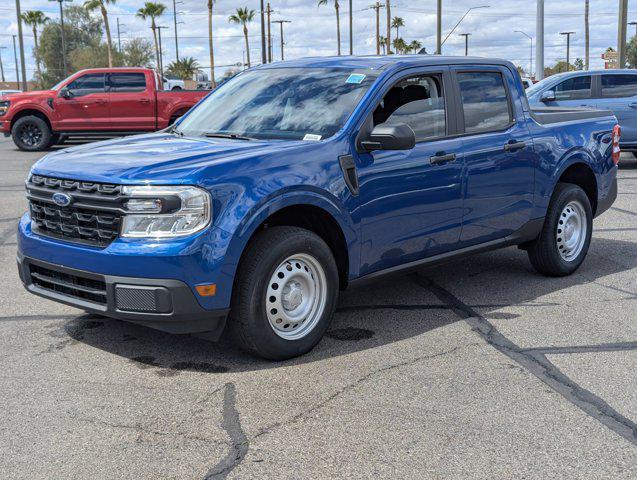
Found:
[0,137,635,479]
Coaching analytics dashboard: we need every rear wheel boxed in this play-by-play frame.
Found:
[11,115,52,151]
[527,183,593,276]
[229,226,339,360]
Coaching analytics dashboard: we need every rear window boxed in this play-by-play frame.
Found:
[109,73,147,93]
[601,74,637,98]
[457,71,512,134]
[554,76,591,100]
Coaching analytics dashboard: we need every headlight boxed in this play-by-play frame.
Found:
[120,185,211,238]
[0,100,9,116]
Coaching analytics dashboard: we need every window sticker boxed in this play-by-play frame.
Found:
[303,134,322,141]
[346,74,366,84]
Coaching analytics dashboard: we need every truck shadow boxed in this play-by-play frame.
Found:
[61,236,637,374]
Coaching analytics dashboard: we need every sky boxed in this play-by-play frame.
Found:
[0,0,635,83]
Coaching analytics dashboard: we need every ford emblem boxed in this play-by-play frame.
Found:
[52,192,72,207]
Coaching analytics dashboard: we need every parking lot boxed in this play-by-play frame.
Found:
[0,134,635,479]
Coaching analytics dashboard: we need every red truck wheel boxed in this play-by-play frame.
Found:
[11,116,53,152]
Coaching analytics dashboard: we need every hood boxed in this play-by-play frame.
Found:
[31,132,311,184]
[4,90,54,100]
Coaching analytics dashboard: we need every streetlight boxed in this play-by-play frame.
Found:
[440,5,489,51]
[560,31,575,71]
[156,26,169,75]
[172,0,183,61]
[12,35,19,87]
[459,33,471,56]
[48,0,72,76]
[515,30,533,78]
[117,18,126,53]
[629,21,637,37]
[272,20,291,61]
[15,0,27,90]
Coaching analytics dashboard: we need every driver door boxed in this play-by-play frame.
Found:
[54,73,109,130]
[353,68,465,275]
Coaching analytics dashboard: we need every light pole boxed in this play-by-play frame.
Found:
[15,0,27,90]
[157,25,169,75]
[630,21,637,37]
[12,35,19,87]
[260,0,266,64]
[515,30,533,78]
[386,0,391,54]
[349,0,353,55]
[0,46,6,82]
[49,0,72,76]
[172,0,183,61]
[618,0,628,68]
[441,5,489,51]
[273,20,290,61]
[266,2,272,62]
[560,31,575,71]
[117,18,126,53]
[459,33,471,56]
[536,0,544,79]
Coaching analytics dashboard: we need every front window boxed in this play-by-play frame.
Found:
[175,67,377,141]
[554,76,591,100]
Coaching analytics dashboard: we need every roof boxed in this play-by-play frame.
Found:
[255,55,516,72]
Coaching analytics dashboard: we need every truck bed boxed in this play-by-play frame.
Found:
[530,106,613,125]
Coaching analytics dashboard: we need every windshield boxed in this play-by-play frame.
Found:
[526,75,563,96]
[175,67,378,141]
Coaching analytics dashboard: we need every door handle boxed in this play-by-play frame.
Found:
[139,98,150,104]
[504,140,526,152]
[430,152,456,165]
[629,103,637,109]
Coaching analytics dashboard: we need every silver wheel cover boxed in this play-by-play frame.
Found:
[265,253,328,340]
[556,200,587,262]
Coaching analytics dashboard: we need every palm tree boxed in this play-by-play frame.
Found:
[137,2,166,72]
[84,0,116,68]
[409,39,422,54]
[391,16,404,40]
[392,37,407,55]
[207,0,216,87]
[229,7,255,68]
[166,56,200,80]
[379,35,387,55]
[20,10,48,77]
[318,0,341,56]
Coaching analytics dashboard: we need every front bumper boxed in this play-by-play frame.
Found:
[17,254,228,336]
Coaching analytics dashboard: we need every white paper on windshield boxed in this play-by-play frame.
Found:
[303,134,322,141]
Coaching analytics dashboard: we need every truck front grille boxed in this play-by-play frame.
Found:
[29,263,107,305]
[26,175,125,248]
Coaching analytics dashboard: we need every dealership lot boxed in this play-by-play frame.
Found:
[0,135,635,479]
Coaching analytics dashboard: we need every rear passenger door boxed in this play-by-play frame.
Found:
[595,73,637,146]
[451,67,536,246]
[355,67,465,275]
[107,72,156,130]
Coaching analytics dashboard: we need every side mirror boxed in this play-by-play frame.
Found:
[540,90,556,102]
[360,123,416,151]
[59,88,72,99]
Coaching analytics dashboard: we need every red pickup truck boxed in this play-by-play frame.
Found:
[0,67,208,151]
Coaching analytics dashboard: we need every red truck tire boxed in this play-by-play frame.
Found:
[11,115,53,152]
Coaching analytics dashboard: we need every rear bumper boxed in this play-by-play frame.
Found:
[17,254,228,336]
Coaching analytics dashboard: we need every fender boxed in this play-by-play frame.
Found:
[217,188,359,283]
[8,103,54,127]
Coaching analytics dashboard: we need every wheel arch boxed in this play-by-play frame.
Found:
[10,108,53,132]
[554,159,598,215]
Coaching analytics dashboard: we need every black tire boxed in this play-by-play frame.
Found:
[11,115,52,151]
[527,183,593,276]
[171,86,182,91]
[229,226,339,360]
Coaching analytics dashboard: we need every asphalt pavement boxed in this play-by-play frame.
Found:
[0,135,635,479]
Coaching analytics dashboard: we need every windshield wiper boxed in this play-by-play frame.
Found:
[203,132,255,141]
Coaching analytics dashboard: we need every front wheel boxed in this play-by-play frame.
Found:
[11,115,52,151]
[229,226,339,360]
[527,183,593,276]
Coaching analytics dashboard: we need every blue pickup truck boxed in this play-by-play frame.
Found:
[18,56,619,360]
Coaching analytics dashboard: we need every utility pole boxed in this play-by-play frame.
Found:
[266,3,272,63]
[459,33,471,56]
[515,30,533,77]
[560,31,575,71]
[618,0,628,68]
[386,0,391,54]
[372,2,384,55]
[12,36,19,87]
[536,0,544,80]
[172,0,182,61]
[273,20,290,61]
[157,26,168,75]
[49,0,70,77]
[0,47,6,82]
[260,0,266,64]
[349,0,353,55]
[15,0,27,90]
[117,18,125,53]
[436,0,441,54]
